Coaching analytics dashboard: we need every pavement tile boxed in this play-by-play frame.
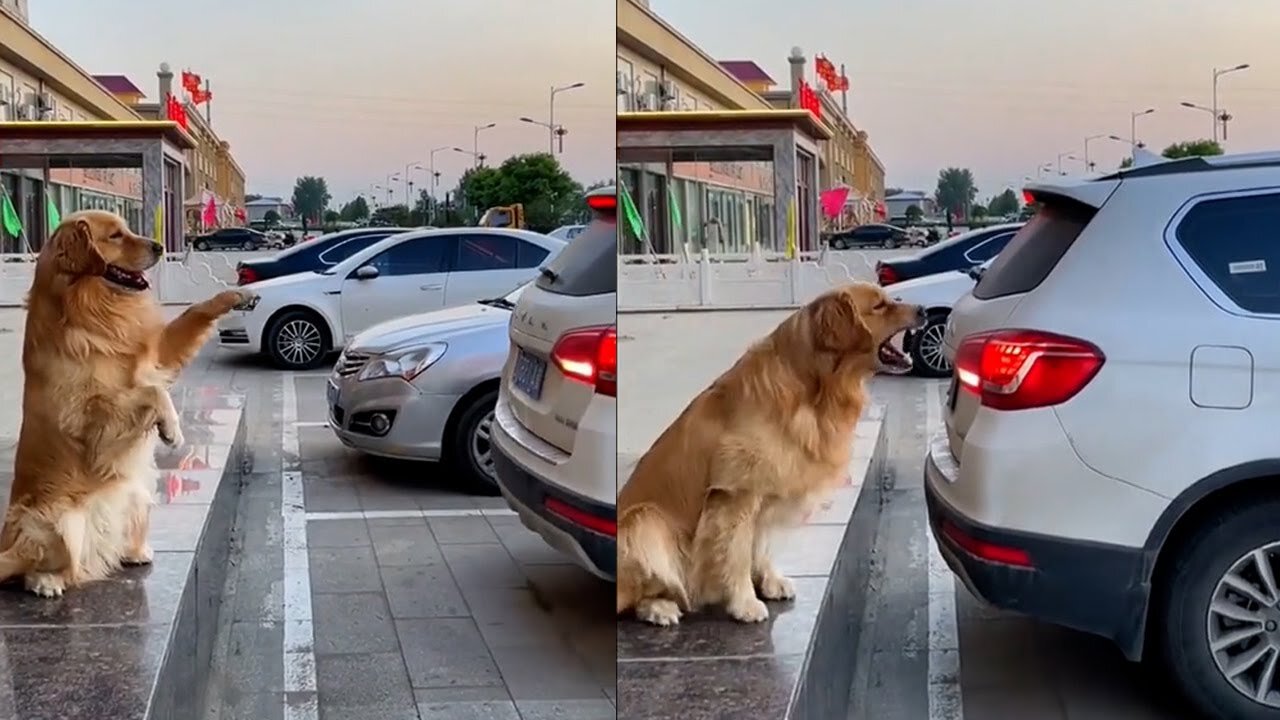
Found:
[370,521,446,567]
[380,564,470,618]
[465,587,565,650]
[315,652,418,715]
[490,522,571,565]
[397,618,504,689]
[224,621,285,693]
[488,644,605,701]
[307,546,384,593]
[312,592,400,655]
[442,543,529,590]
[418,699,521,720]
[307,519,371,548]
[430,516,501,544]
[516,699,617,720]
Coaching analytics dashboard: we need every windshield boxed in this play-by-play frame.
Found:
[273,231,346,259]
[923,225,1019,257]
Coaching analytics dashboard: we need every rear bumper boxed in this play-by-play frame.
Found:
[924,440,1151,660]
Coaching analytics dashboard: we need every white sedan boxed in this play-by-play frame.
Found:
[217,227,566,369]
[886,259,991,378]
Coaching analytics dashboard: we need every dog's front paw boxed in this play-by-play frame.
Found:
[157,419,184,448]
[759,573,796,601]
[727,596,769,623]
[122,544,154,566]
[213,289,257,313]
[636,598,682,627]
[25,573,65,598]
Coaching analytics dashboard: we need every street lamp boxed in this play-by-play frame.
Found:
[403,162,425,207]
[1130,108,1155,149]
[1056,152,1078,175]
[1212,63,1249,143]
[1035,163,1053,179]
[546,81,584,155]
[519,116,558,154]
[427,146,450,224]
[1083,134,1127,173]
[472,123,496,168]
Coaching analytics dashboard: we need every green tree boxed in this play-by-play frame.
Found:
[263,209,280,227]
[904,205,924,225]
[322,209,341,225]
[1162,139,1223,159]
[371,204,411,227]
[971,203,988,220]
[987,189,1020,217]
[456,153,583,232]
[934,167,978,221]
[339,196,370,222]
[1119,157,1134,169]
[290,176,332,232]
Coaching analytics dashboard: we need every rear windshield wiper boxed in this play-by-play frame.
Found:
[539,267,559,283]
[478,297,515,309]
[967,265,987,282]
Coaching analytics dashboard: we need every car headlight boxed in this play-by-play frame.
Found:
[357,343,447,382]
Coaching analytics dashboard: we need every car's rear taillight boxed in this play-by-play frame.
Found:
[236,267,259,286]
[551,325,617,397]
[954,330,1103,411]
[876,263,899,286]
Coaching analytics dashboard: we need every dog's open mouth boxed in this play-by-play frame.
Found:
[103,264,150,291]
[877,338,913,373]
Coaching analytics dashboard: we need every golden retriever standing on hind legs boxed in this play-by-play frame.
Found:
[0,210,254,597]
[617,283,924,625]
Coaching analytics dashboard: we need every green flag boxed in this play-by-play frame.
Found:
[1,194,21,238]
[666,184,683,232]
[617,184,646,245]
[46,194,60,233]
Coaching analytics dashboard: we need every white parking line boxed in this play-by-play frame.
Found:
[306,508,517,522]
[294,421,329,428]
[925,380,964,720]
[281,372,319,720]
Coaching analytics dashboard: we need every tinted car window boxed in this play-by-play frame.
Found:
[319,234,391,265]
[363,236,451,277]
[455,234,517,272]
[537,220,615,297]
[974,200,1095,300]
[964,232,1015,263]
[854,226,888,239]
[1175,192,1280,314]
[517,240,550,268]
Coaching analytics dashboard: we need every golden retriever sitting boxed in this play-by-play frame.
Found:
[0,210,253,597]
[617,283,924,625]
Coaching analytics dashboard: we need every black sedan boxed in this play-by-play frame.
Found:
[235,227,414,285]
[190,227,271,251]
[875,223,1023,285]
[825,223,910,250]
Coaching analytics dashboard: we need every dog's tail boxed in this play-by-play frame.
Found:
[616,503,689,615]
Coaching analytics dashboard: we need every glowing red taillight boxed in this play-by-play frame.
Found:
[236,267,259,286]
[550,325,617,397]
[876,263,900,286]
[954,329,1103,411]
[544,497,616,536]
[940,521,1032,567]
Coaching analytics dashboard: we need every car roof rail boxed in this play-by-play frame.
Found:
[1097,150,1280,180]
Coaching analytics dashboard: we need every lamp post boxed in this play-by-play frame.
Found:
[426,146,450,224]
[1180,100,1216,141]
[403,162,425,208]
[1084,134,1127,173]
[519,116,556,153]
[1035,163,1053,179]
[1212,64,1249,143]
[1130,108,1155,150]
[1056,152,1078,175]
[472,123,496,167]
[531,81,583,155]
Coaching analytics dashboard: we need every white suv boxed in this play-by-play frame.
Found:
[491,187,617,580]
[926,152,1280,719]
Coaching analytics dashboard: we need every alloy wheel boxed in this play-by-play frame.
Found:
[917,322,951,374]
[470,410,496,479]
[1207,543,1280,707]
[275,320,323,367]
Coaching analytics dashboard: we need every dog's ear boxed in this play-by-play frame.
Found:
[53,218,106,277]
[809,291,873,353]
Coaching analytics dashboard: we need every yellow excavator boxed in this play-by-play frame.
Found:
[477,204,525,229]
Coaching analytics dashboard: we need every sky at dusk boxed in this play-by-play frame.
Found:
[653,0,1280,200]
[31,0,616,205]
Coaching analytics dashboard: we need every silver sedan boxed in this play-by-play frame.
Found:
[325,283,525,492]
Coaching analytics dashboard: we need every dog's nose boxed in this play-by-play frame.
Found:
[151,241,164,258]
[915,305,927,320]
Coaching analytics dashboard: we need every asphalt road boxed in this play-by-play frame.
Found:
[846,375,1183,720]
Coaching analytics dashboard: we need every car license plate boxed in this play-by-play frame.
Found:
[512,349,547,401]
[327,380,340,409]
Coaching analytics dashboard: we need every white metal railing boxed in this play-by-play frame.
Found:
[618,247,885,311]
[0,250,245,305]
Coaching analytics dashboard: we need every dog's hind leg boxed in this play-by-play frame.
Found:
[121,493,154,566]
[691,487,766,623]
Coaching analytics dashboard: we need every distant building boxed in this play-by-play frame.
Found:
[885,190,938,222]
[245,197,294,224]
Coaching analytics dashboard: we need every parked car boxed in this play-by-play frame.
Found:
[217,227,565,370]
[825,223,909,249]
[190,227,271,251]
[235,227,415,285]
[882,259,990,377]
[874,223,1022,286]
[927,153,1280,720]
[548,224,586,242]
[327,281,530,493]
[491,185,617,580]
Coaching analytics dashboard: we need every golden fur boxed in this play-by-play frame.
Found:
[616,283,924,625]
[0,210,252,597]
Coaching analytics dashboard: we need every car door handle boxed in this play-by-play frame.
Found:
[420,284,443,291]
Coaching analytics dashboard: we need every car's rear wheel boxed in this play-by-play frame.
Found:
[194,240,209,251]
[883,238,898,249]
[910,311,952,378]
[831,237,849,250]
[448,389,499,495]
[1155,498,1280,719]
[265,309,331,370]
[242,240,255,250]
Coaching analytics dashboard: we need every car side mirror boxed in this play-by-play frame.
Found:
[355,265,379,280]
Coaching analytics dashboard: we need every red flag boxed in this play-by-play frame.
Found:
[191,89,212,105]
[202,197,217,228]
[820,187,851,219]
[181,71,202,94]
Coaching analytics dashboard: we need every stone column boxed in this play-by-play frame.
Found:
[157,63,173,102]
[788,47,806,107]
[773,135,798,252]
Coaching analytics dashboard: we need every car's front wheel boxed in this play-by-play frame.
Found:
[883,238,898,249]
[1155,498,1280,720]
[264,309,331,370]
[448,389,499,495]
[242,240,256,250]
[910,311,952,378]
[830,237,849,250]
[194,240,209,251]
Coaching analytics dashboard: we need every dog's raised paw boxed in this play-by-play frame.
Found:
[728,596,769,623]
[636,599,682,627]
[158,422,184,448]
[25,573,65,598]
[759,573,796,601]
[123,544,154,566]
